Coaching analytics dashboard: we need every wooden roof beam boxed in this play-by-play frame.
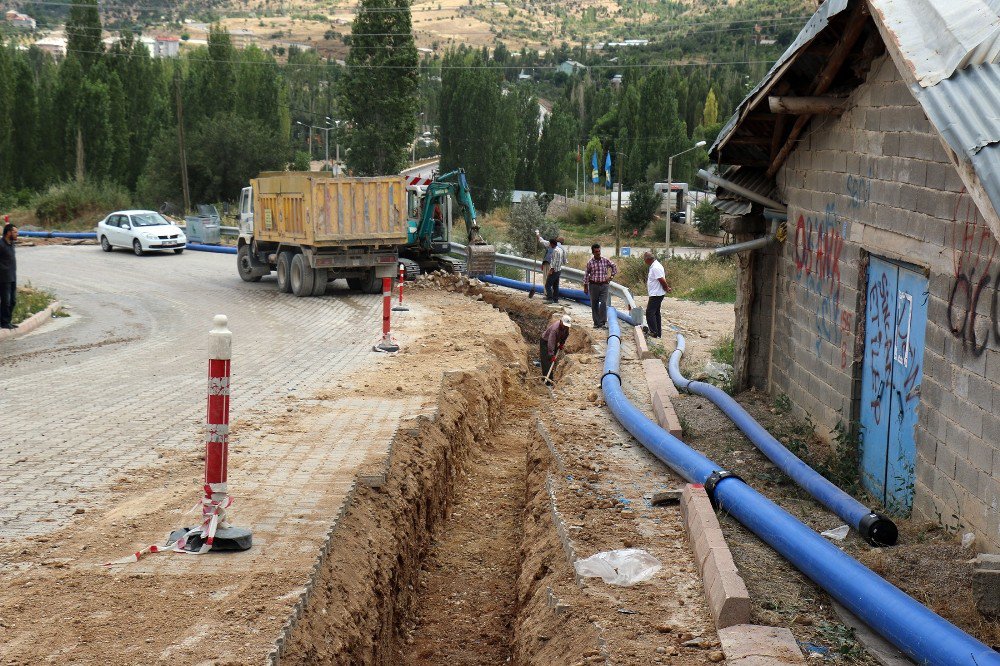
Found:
[766,1,870,178]
[768,96,848,115]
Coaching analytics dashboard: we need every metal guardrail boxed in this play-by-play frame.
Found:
[450,242,644,325]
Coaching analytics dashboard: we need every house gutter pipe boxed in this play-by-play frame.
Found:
[604,309,1000,666]
[668,333,896,546]
[715,212,786,256]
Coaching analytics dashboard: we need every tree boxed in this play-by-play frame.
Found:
[536,103,577,195]
[510,86,539,191]
[439,49,515,211]
[341,0,419,175]
[66,0,103,72]
[623,182,660,232]
[694,199,721,235]
[703,88,719,127]
[507,198,554,257]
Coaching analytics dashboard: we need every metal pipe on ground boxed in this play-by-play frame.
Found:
[668,333,896,546]
[603,309,999,666]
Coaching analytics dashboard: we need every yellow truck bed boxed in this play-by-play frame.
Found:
[251,172,408,247]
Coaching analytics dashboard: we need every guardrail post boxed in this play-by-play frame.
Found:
[392,263,408,312]
[374,278,400,353]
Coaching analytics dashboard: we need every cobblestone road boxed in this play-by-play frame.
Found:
[0,245,404,539]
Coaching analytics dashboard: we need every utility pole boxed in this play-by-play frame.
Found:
[615,150,624,257]
[174,71,191,214]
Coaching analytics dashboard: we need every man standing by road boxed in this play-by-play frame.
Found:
[643,250,668,338]
[583,243,617,328]
[540,314,572,384]
[0,219,17,330]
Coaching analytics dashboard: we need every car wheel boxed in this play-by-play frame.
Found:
[133,239,144,256]
[100,235,113,252]
[276,250,294,293]
[174,248,184,254]
[237,244,262,283]
[311,268,328,296]
[290,253,315,297]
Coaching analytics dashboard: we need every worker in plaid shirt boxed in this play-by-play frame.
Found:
[583,243,618,328]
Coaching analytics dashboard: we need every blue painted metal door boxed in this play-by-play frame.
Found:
[859,257,928,514]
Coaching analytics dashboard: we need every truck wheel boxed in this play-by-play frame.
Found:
[276,251,294,293]
[237,244,262,282]
[346,278,361,291]
[290,253,315,297]
[362,269,382,294]
[311,268,328,296]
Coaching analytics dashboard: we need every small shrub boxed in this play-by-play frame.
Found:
[710,334,734,365]
[623,181,661,232]
[694,200,721,235]
[507,198,556,256]
[33,180,131,228]
[561,203,604,228]
[12,284,55,325]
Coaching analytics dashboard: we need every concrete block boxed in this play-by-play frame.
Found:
[718,624,805,663]
[974,556,1000,618]
[633,325,654,360]
[643,358,678,397]
[651,390,683,438]
[706,569,752,628]
[970,437,994,474]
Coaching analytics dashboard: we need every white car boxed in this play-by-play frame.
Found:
[97,210,187,256]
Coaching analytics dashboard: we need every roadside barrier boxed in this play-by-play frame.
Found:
[602,309,999,666]
[478,274,638,326]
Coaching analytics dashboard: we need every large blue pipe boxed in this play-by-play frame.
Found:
[479,274,637,326]
[186,243,236,254]
[667,336,896,547]
[19,231,97,239]
[603,309,999,666]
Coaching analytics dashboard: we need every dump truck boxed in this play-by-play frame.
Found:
[236,172,407,295]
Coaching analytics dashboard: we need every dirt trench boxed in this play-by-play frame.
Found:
[280,284,601,665]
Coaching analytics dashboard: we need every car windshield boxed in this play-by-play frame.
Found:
[130,213,170,227]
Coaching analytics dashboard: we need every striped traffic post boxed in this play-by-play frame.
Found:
[393,263,408,312]
[174,315,252,553]
[374,277,400,353]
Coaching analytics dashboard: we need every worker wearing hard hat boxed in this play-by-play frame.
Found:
[540,314,572,384]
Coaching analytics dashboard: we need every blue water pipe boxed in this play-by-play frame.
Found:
[479,274,637,326]
[186,243,236,254]
[603,308,998,666]
[668,335,897,547]
[19,231,97,239]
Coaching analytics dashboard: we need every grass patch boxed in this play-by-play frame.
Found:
[563,251,737,303]
[710,334,734,365]
[12,284,56,325]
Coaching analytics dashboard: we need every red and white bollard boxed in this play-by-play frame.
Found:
[374,277,400,353]
[392,263,408,312]
[175,315,252,553]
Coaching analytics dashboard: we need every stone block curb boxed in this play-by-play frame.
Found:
[717,624,806,664]
[633,325,655,359]
[640,357,683,438]
[0,300,61,341]
[681,484,752,629]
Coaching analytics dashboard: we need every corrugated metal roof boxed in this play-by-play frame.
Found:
[870,0,1000,87]
[710,167,784,215]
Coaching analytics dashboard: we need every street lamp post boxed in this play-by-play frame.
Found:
[666,140,706,253]
[297,121,336,171]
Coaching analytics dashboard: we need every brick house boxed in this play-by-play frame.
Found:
[710,0,1000,549]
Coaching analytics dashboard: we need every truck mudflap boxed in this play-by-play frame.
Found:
[465,243,496,277]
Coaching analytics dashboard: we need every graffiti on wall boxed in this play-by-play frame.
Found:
[866,270,893,424]
[947,192,999,357]
[846,166,873,209]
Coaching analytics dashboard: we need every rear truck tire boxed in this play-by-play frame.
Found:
[174,248,184,254]
[133,239,144,256]
[346,277,362,291]
[311,268,328,296]
[100,236,113,252]
[362,269,382,294]
[276,250,294,293]
[290,253,315,297]
[237,244,263,283]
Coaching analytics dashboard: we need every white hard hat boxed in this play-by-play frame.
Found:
[561,315,572,328]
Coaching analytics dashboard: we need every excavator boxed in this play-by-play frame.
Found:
[399,168,495,279]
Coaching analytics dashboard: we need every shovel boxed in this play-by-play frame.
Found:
[543,347,563,385]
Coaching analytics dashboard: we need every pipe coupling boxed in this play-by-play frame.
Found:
[600,370,622,386]
[858,512,898,547]
[704,469,743,508]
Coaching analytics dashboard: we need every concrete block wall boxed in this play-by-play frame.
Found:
[770,54,1000,549]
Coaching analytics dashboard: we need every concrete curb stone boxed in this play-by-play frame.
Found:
[0,300,61,341]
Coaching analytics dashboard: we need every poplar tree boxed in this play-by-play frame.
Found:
[341,0,418,175]
[66,0,103,72]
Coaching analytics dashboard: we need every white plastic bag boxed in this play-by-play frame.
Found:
[574,548,662,586]
[821,525,850,541]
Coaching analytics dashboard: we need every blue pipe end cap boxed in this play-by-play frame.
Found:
[859,513,898,547]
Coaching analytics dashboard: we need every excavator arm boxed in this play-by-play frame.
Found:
[417,169,495,275]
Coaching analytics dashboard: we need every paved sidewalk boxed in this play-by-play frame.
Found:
[0,246,395,537]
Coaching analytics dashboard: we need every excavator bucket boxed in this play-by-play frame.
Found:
[466,242,496,276]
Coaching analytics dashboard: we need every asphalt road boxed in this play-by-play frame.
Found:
[0,245,387,537]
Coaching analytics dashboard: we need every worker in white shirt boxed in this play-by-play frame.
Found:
[643,251,668,338]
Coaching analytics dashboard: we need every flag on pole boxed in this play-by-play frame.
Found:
[591,150,599,183]
[605,151,612,189]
